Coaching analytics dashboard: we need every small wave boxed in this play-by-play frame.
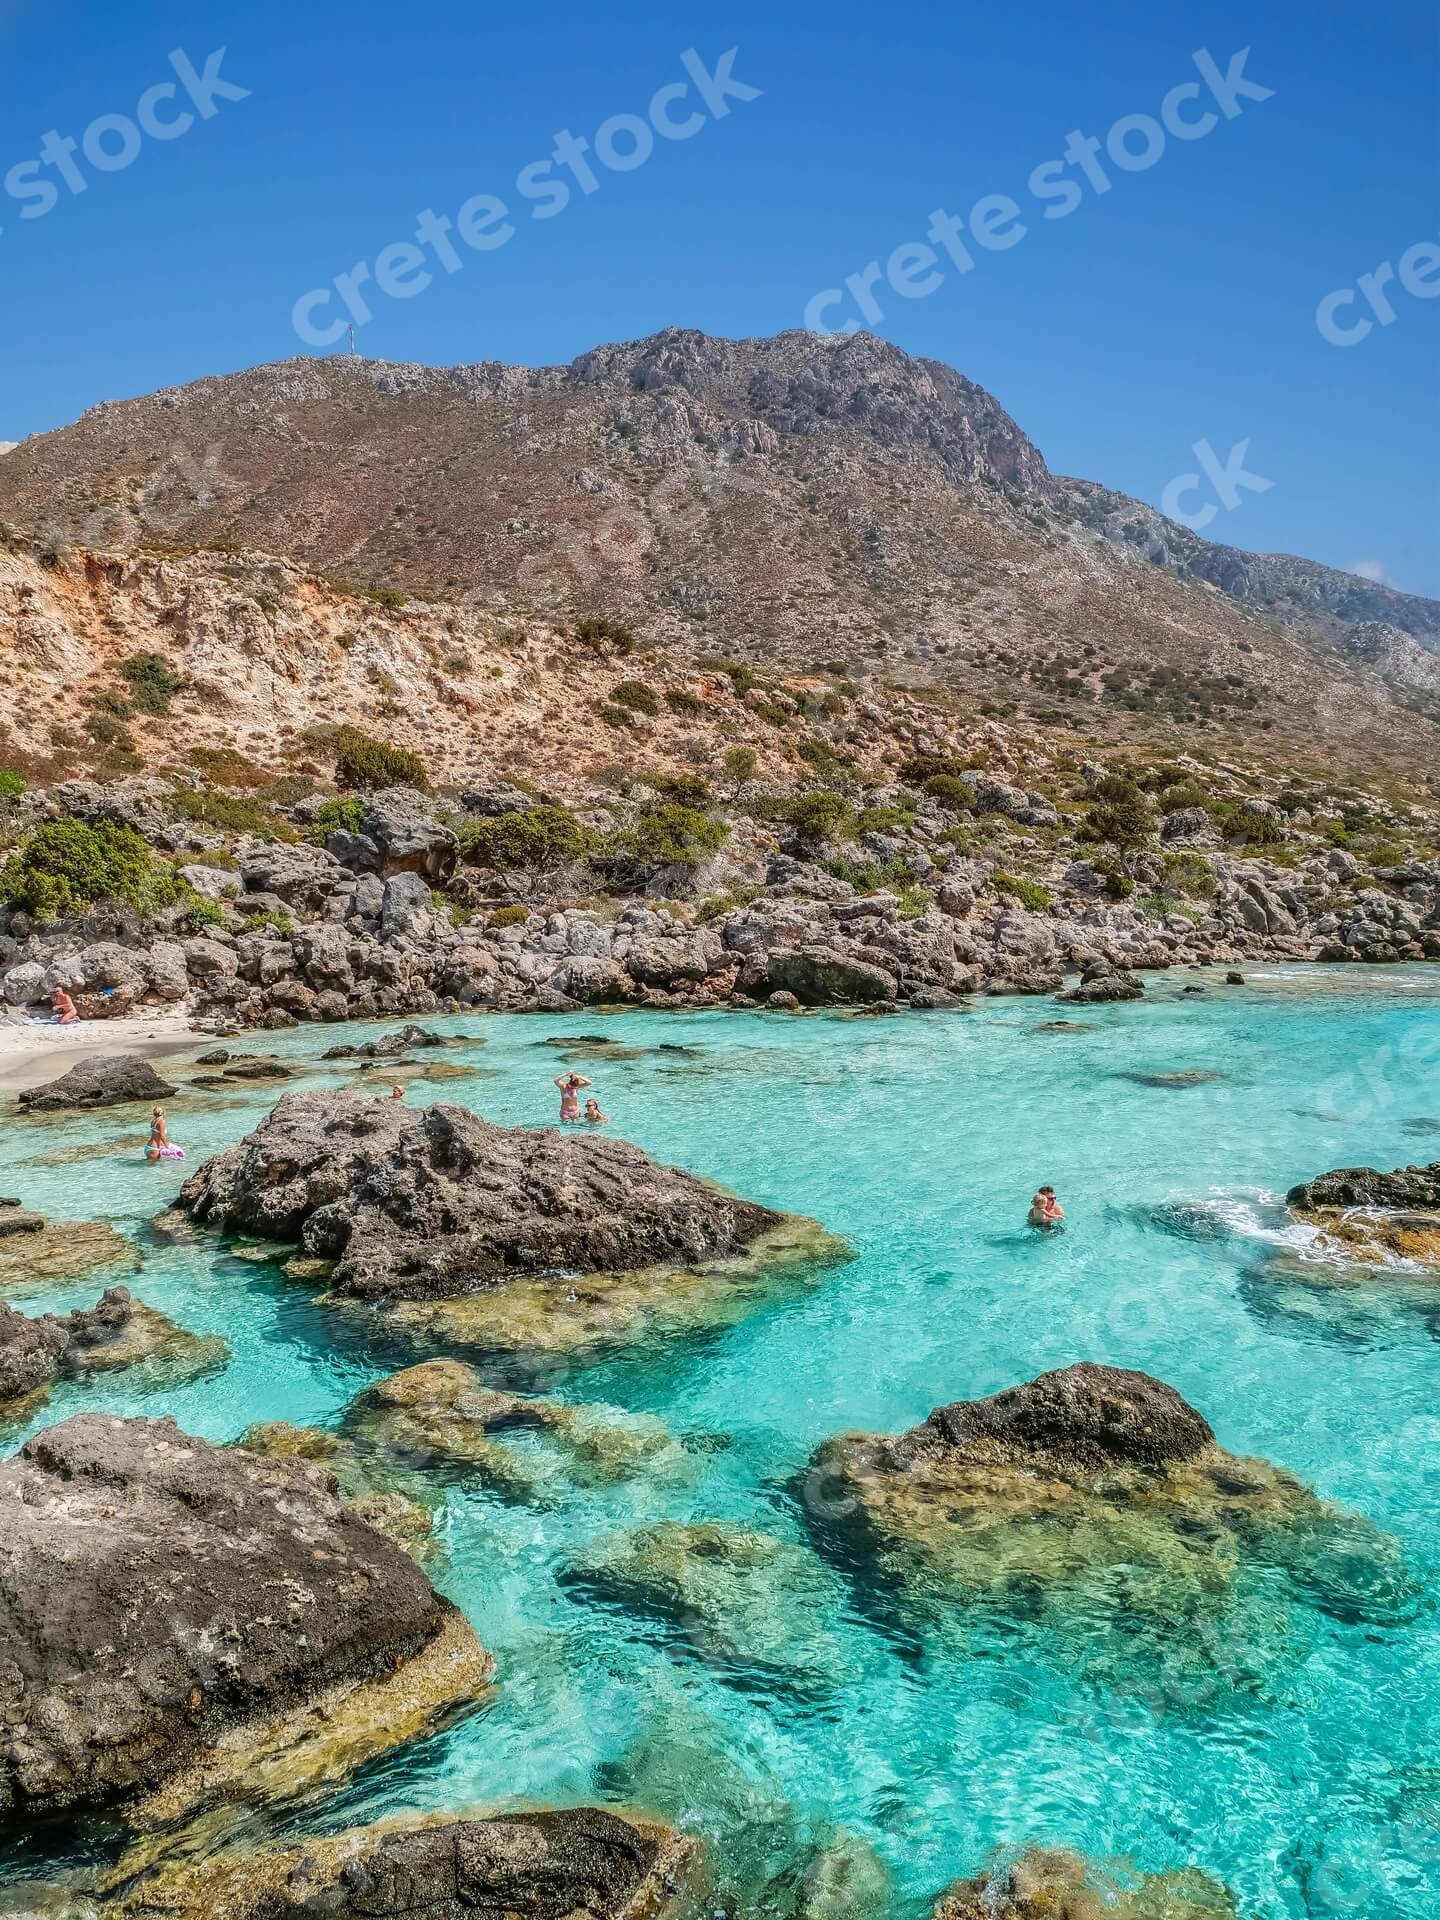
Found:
[1146,1189,1325,1254]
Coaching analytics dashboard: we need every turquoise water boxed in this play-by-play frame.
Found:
[4,966,1440,1915]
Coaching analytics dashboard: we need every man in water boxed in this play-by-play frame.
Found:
[1028,1186,1065,1232]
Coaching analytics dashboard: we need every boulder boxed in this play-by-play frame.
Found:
[3,959,48,1006]
[174,1092,785,1306]
[807,1362,1411,1645]
[240,844,344,914]
[143,941,191,1001]
[361,786,460,884]
[106,1809,695,1920]
[1287,1158,1440,1214]
[0,1413,492,1820]
[0,1286,224,1411]
[763,944,897,1006]
[17,1055,178,1112]
[183,938,239,987]
[1059,964,1144,1004]
[934,1848,1240,1919]
[380,871,437,940]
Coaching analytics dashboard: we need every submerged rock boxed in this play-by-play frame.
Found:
[806,1362,1412,1637]
[934,1848,1240,1918]
[107,1807,696,1920]
[348,1358,684,1502]
[563,1520,852,1682]
[0,1413,493,1823]
[1059,965,1145,1005]
[0,1213,137,1295]
[17,1055,178,1112]
[173,1092,839,1358]
[235,1421,436,1560]
[0,1287,225,1415]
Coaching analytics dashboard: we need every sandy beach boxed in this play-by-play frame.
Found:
[0,1008,207,1096]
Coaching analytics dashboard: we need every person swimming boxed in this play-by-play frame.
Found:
[1027,1185,1065,1232]
[555,1071,590,1121]
[583,1097,608,1124]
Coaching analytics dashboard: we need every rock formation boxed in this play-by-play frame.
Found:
[172,1092,840,1357]
[17,1055,178,1112]
[1287,1158,1440,1212]
[933,1847,1240,1919]
[806,1363,1412,1638]
[348,1359,685,1501]
[0,1203,136,1294]
[0,1286,224,1414]
[107,1808,697,1920]
[0,1414,493,1823]
[1287,1158,1440,1270]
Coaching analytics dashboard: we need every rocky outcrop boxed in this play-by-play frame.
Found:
[562,1520,851,1682]
[0,1413,493,1821]
[806,1363,1412,1639]
[347,1359,684,1501]
[1058,962,1144,1004]
[0,1286,223,1412]
[0,1208,137,1294]
[1287,1158,1440,1213]
[934,1848,1240,1919]
[108,1808,697,1920]
[17,1055,178,1111]
[175,1091,784,1302]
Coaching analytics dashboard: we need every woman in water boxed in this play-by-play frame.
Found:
[583,1097,609,1124]
[555,1072,590,1121]
[145,1107,184,1162]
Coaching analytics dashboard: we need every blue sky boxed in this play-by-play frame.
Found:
[2,0,1436,594]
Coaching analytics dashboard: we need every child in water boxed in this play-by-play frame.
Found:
[1027,1186,1065,1232]
[555,1072,590,1121]
[583,1097,609,1124]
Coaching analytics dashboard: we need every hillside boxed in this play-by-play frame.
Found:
[1,329,1438,795]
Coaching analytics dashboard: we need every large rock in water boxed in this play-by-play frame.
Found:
[806,1363,1412,1653]
[0,1287,222,1411]
[934,1848,1240,1919]
[17,1054,178,1112]
[1287,1158,1440,1212]
[0,1414,492,1822]
[174,1091,785,1304]
[108,1808,697,1920]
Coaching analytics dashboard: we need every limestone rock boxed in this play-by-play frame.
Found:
[17,1055,178,1112]
[934,1848,1240,1919]
[0,1413,492,1820]
[1287,1158,1440,1214]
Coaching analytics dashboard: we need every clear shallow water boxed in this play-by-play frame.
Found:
[3,966,1440,1915]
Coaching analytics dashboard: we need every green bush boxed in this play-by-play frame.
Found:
[610,679,660,716]
[647,771,714,808]
[169,788,293,838]
[992,870,1052,912]
[897,885,933,920]
[181,896,228,933]
[187,746,268,789]
[241,907,294,935]
[1156,777,1214,816]
[783,789,855,844]
[1,819,187,922]
[1091,853,1136,900]
[575,615,635,655]
[721,745,758,783]
[922,773,976,812]
[1160,851,1217,898]
[333,727,428,791]
[462,806,596,871]
[488,903,531,928]
[627,804,729,866]
[666,688,705,716]
[821,853,916,895]
[855,804,915,836]
[898,753,973,786]
[119,653,183,715]
[1081,777,1155,849]
[309,796,368,841]
[0,770,25,800]
[1231,809,1285,847]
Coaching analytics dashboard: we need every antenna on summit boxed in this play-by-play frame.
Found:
[346,322,357,357]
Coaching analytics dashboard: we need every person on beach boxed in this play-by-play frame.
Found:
[50,986,78,1025]
[555,1071,590,1121]
[145,1106,184,1162]
[1027,1186,1065,1232]
[583,1097,609,1124]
